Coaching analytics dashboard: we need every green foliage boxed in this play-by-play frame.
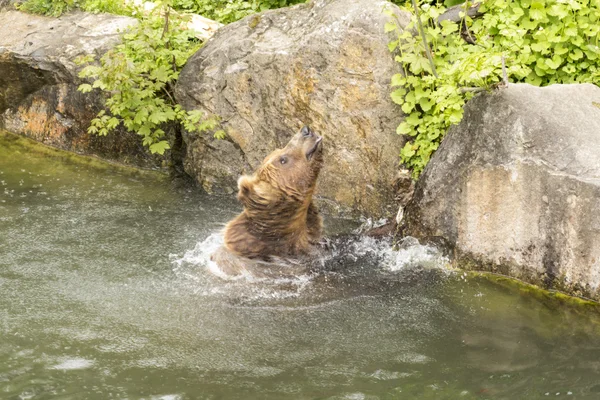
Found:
[388,0,600,178]
[17,0,132,17]
[82,0,133,15]
[18,0,300,156]
[16,0,75,16]
[171,0,305,24]
[77,3,221,155]
[16,0,305,20]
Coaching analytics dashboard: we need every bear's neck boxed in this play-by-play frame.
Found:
[247,196,311,236]
[243,196,313,254]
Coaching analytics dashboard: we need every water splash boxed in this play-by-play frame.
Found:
[171,232,233,280]
[171,231,449,304]
[386,236,449,271]
[170,233,315,301]
[318,235,449,272]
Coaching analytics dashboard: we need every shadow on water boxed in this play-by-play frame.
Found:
[2,131,600,400]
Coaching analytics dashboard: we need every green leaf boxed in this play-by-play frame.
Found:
[419,97,434,112]
[525,71,543,85]
[78,83,93,93]
[529,8,546,20]
[92,80,106,90]
[384,21,396,33]
[405,112,422,126]
[545,55,563,70]
[149,140,170,154]
[396,122,412,135]
[391,88,406,104]
[150,65,171,83]
[440,20,459,35]
[391,74,405,87]
[568,48,584,61]
[564,26,578,37]
[138,125,152,137]
[448,110,463,124]
[553,45,569,55]
[519,18,538,30]
[547,4,568,18]
[213,130,226,140]
[401,101,415,114]
[530,41,549,53]
[400,143,416,158]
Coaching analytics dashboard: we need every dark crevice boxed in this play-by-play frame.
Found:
[168,123,195,189]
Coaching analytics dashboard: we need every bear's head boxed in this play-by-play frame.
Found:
[237,126,323,209]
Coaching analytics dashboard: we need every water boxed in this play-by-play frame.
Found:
[2,131,600,399]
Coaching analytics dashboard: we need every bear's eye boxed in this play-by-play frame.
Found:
[279,156,288,165]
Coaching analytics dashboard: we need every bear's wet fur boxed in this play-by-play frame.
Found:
[211,126,324,277]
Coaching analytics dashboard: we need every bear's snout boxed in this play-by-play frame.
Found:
[305,135,322,161]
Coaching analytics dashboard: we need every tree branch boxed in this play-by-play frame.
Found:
[501,54,509,86]
[161,6,170,40]
[459,87,488,94]
[411,0,438,78]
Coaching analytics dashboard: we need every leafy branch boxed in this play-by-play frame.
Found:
[76,1,223,155]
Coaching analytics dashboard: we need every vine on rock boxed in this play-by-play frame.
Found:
[387,0,600,178]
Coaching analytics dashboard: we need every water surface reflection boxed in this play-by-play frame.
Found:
[2,131,600,399]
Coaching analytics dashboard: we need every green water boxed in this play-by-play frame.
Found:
[2,131,600,400]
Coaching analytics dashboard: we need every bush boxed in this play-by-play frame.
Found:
[17,0,132,17]
[76,3,222,154]
[387,0,600,178]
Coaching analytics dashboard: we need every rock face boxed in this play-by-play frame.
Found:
[403,84,600,300]
[0,10,159,168]
[175,0,410,217]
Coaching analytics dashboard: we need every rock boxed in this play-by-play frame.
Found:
[402,83,600,300]
[0,10,160,168]
[0,0,17,11]
[175,0,410,217]
[186,13,223,41]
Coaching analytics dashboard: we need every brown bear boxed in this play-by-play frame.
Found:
[211,126,324,277]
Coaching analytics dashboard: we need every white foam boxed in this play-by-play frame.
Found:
[171,232,313,283]
[386,237,449,271]
[150,395,183,400]
[170,233,315,300]
[50,358,94,370]
[369,369,402,380]
[396,351,434,364]
[171,232,255,282]
[324,235,449,272]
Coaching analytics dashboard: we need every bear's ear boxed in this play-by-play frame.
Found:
[237,175,256,204]
[237,175,274,208]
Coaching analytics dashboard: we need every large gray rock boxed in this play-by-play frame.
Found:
[0,10,160,168]
[403,84,600,300]
[175,0,410,217]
